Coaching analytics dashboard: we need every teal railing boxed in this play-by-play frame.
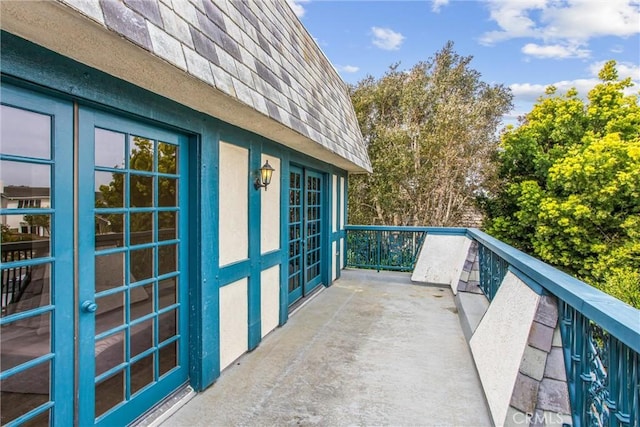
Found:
[345,225,639,426]
[345,225,429,272]
[469,229,639,427]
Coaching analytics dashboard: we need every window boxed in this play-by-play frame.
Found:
[17,199,42,208]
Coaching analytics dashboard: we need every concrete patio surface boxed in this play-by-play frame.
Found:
[163,269,491,426]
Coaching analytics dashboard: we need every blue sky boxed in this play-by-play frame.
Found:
[288,0,640,126]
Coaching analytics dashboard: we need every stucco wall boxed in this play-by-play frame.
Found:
[260,265,280,338]
[260,154,280,254]
[219,141,248,266]
[470,272,540,425]
[219,278,249,370]
[411,234,472,292]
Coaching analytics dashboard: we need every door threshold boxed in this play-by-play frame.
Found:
[288,284,325,317]
[131,385,196,427]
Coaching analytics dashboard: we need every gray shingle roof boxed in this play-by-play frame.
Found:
[57,0,371,172]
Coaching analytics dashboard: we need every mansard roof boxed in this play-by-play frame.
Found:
[1,0,371,172]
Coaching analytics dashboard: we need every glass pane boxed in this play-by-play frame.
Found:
[95,214,124,249]
[130,247,153,283]
[1,263,50,316]
[130,175,153,207]
[158,211,177,241]
[95,171,125,208]
[158,245,177,276]
[95,292,124,335]
[158,142,178,174]
[130,212,153,245]
[130,283,154,321]
[131,318,153,358]
[129,136,154,172]
[131,353,155,395]
[95,370,124,418]
[159,342,177,377]
[0,361,50,424]
[20,410,49,427]
[158,277,177,309]
[0,105,51,159]
[0,312,51,370]
[0,162,50,209]
[0,226,50,266]
[95,252,125,292]
[95,128,125,169]
[158,177,177,207]
[158,309,177,343]
[95,331,125,376]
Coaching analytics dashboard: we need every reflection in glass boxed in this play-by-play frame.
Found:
[95,370,124,417]
[159,342,177,377]
[95,214,124,249]
[130,283,154,321]
[158,211,177,241]
[158,277,177,309]
[130,212,153,245]
[95,252,125,292]
[131,354,155,395]
[1,262,50,316]
[158,245,177,276]
[158,177,177,207]
[0,162,51,209]
[158,309,177,343]
[95,331,125,376]
[0,220,51,269]
[95,128,125,168]
[131,318,153,358]
[0,105,51,159]
[95,171,125,208]
[130,247,153,283]
[130,175,153,207]
[130,136,154,172]
[0,361,50,425]
[158,142,178,174]
[0,312,51,369]
[95,292,124,335]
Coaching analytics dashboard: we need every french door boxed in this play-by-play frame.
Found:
[0,83,190,426]
[288,167,323,306]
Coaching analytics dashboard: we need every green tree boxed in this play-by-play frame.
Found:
[483,60,640,307]
[348,42,513,226]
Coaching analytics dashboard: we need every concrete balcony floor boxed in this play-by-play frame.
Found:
[163,270,491,426]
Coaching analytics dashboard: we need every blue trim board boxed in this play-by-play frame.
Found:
[467,228,640,354]
[278,153,291,327]
[248,144,263,350]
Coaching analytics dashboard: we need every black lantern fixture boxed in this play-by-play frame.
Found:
[254,160,275,191]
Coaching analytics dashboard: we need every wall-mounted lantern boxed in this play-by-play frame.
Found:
[254,160,275,191]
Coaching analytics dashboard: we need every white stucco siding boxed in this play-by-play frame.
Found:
[340,177,345,230]
[219,142,248,266]
[332,174,337,233]
[340,237,345,269]
[411,234,472,293]
[470,272,540,425]
[332,240,337,281]
[260,266,280,338]
[261,154,280,254]
[219,278,249,370]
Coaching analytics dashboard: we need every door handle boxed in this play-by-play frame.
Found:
[81,301,98,313]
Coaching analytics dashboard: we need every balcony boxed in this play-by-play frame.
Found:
[160,226,639,426]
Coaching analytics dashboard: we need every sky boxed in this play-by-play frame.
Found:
[287,0,640,127]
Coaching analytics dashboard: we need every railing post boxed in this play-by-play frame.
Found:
[376,229,381,272]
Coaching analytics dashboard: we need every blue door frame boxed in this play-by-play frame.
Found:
[287,166,324,306]
[77,108,190,426]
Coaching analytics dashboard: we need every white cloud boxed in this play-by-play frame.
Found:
[286,0,309,18]
[337,65,360,73]
[480,0,640,59]
[432,0,449,13]
[521,43,590,59]
[371,27,405,51]
[510,79,599,103]
[610,45,624,54]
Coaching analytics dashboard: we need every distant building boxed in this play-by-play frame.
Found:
[0,184,51,236]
